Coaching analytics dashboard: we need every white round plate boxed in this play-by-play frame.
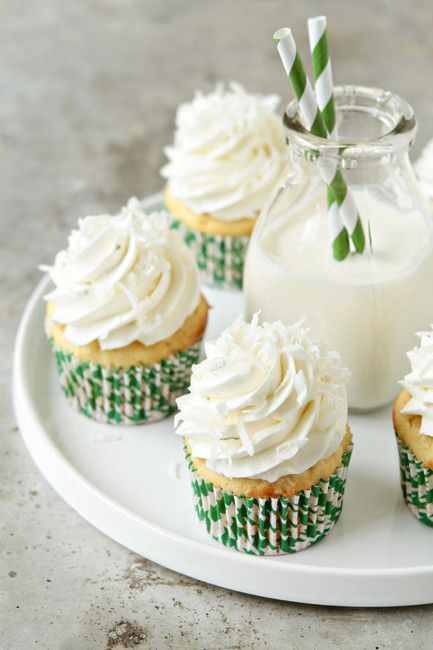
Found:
[13,194,433,607]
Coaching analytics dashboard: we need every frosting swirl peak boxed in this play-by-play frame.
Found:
[161,82,288,221]
[176,315,349,481]
[43,198,200,349]
[401,327,433,436]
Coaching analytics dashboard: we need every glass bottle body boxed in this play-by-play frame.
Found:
[244,86,433,410]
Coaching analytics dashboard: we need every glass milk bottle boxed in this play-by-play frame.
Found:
[244,86,433,411]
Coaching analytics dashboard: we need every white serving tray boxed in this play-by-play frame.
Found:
[13,194,433,607]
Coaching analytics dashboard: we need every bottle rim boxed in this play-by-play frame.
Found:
[284,85,416,158]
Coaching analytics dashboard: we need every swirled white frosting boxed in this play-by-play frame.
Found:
[161,82,288,221]
[42,198,200,349]
[176,314,349,481]
[400,328,433,436]
[415,138,433,201]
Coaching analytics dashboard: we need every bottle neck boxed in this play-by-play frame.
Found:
[288,142,410,172]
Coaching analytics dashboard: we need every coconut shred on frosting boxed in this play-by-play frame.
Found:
[176,315,349,481]
[161,82,288,221]
[400,328,433,436]
[42,198,200,349]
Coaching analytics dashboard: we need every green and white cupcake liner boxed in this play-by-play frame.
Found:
[396,435,433,527]
[49,338,202,426]
[185,443,353,555]
[170,218,250,290]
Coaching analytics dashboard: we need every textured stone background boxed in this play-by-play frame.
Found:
[2,1,433,648]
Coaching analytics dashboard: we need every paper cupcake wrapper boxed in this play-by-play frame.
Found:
[170,218,250,290]
[185,443,353,555]
[49,337,202,426]
[396,434,433,527]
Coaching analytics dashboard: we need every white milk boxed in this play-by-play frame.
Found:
[244,187,433,410]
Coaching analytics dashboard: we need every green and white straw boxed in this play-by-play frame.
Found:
[273,28,328,138]
[308,16,338,138]
[308,16,366,257]
[274,26,366,259]
[308,16,347,258]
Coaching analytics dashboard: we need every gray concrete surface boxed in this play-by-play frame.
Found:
[2,1,433,648]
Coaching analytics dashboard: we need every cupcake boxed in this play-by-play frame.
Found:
[42,198,208,425]
[176,314,353,555]
[161,82,288,290]
[393,328,433,525]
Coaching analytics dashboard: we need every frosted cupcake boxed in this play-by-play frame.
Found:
[176,314,353,555]
[393,328,433,525]
[161,82,288,290]
[42,198,208,425]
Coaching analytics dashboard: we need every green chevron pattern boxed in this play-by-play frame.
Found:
[170,218,249,290]
[49,338,202,425]
[396,435,433,527]
[185,443,353,555]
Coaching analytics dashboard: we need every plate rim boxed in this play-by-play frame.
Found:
[12,194,433,607]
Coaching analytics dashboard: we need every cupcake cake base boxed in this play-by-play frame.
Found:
[393,389,433,527]
[395,435,433,527]
[50,338,203,425]
[171,218,249,291]
[185,434,353,555]
[164,187,253,290]
[46,294,208,425]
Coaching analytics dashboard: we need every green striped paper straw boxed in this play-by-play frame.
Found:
[308,17,348,258]
[308,16,348,259]
[308,16,338,138]
[274,27,365,257]
[273,28,327,138]
[308,18,366,254]
[308,16,348,258]
[273,26,348,260]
